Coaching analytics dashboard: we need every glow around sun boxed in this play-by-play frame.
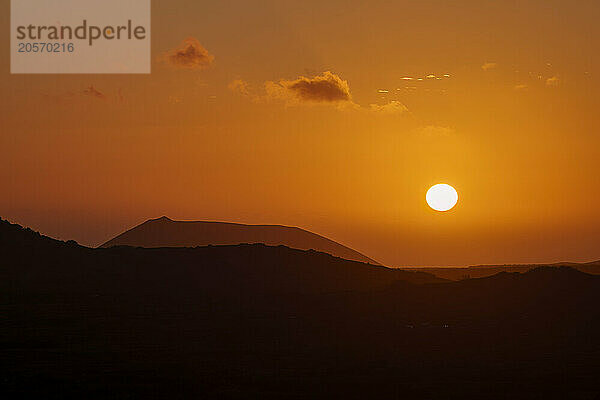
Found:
[426,184,458,212]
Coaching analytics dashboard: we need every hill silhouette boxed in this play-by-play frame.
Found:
[2,218,599,399]
[405,260,600,281]
[1,218,441,294]
[100,216,379,264]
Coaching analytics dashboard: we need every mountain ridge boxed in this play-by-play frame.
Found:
[100,216,380,265]
[0,217,444,292]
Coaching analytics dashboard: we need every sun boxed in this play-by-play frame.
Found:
[426,184,458,212]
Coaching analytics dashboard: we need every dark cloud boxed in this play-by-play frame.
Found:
[164,38,214,70]
[266,71,352,104]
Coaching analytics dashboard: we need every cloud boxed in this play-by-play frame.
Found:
[228,79,251,96]
[42,85,126,104]
[418,125,455,136]
[369,101,409,114]
[237,71,409,113]
[164,38,214,70]
[82,85,105,99]
[265,71,352,104]
[481,62,498,71]
[546,76,560,87]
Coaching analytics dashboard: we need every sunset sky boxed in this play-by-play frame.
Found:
[1,0,599,266]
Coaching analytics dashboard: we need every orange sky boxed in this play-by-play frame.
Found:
[1,0,599,266]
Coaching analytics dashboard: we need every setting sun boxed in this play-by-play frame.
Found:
[426,184,458,212]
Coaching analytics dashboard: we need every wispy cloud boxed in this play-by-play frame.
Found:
[369,101,409,115]
[163,38,214,70]
[228,79,251,96]
[41,85,125,105]
[481,62,498,71]
[82,85,106,99]
[418,125,455,136]
[546,76,560,87]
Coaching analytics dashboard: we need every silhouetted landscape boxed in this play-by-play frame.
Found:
[403,262,600,281]
[101,216,378,264]
[4,0,600,398]
[2,218,599,399]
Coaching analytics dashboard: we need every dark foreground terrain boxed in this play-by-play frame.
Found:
[2,219,599,399]
[403,262,600,281]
